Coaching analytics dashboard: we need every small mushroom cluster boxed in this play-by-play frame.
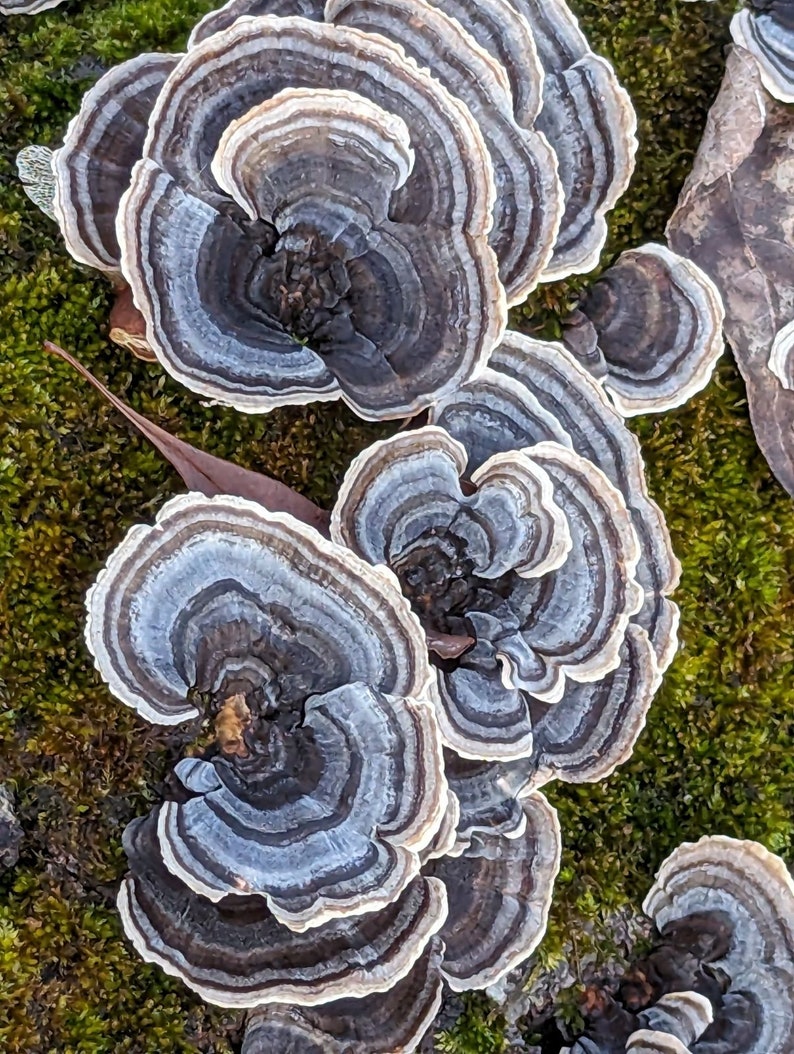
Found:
[41,0,643,419]
[563,243,725,416]
[558,836,794,1054]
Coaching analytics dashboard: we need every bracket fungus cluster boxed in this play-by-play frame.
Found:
[41,0,644,418]
[558,836,794,1054]
[85,489,566,1050]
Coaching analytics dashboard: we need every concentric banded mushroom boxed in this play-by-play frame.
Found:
[731,1,794,103]
[87,493,451,924]
[155,682,446,922]
[53,53,182,273]
[0,0,65,11]
[640,993,714,1046]
[625,1033,692,1054]
[53,14,505,419]
[431,331,680,675]
[564,243,725,416]
[644,836,794,1054]
[241,938,445,1052]
[325,0,563,303]
[510,0,638,279]
[428,791,561,989]
[124,16,503,420]
[331,424,643,759]
[119,814,448,1007]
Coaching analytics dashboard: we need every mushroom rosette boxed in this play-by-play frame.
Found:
[52,15,505,420]
[428,331,677,784]
[86,493,449,925]
[331,420,644,762]
[188,0,636,283]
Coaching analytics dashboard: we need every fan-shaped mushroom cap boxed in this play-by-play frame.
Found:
[444,623,657,846]
[242,938,444,1052]
[211,87,413,227]
[731,4,794,103]
[52,53,180,273]
[154,682,447,922]
[430,331,680,676]
[189,0,326,45]
[119,814,448,1007]
[85,492,433,726]
[331,426,571,584]
[326,0,562,303]
[332,425,642,759]
[643,836,794,1054]
[768,316,794,389]
[507,0,637,279]
[88,493,451,923]
[626,1033,691,1054]
[16,145,56,220]
[0,0,65,11]
[119,16,504,420]
[427,792,559,990]
[567,243,725,416]
[640,992,714,1046]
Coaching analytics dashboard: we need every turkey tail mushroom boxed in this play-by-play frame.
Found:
[428,791,561,989]
[118,815,448,1007]
[731,1,794,103]
[644,836,794,1054]
[241,938,445,1052]
[565,243,725,416]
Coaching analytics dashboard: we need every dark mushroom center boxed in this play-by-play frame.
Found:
[391,529,513,644]
[185,609,337,758]
[262,228,359,351]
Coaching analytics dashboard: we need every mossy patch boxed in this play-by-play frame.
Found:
[1,0,792,1051]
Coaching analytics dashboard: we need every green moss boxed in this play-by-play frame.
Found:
[1,0,793,1050]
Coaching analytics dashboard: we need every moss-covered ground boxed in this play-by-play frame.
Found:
[1,0,792,1050]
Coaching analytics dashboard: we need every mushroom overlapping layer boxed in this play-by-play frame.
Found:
[189,0,635,284]
[428,791,561,989]
[510,0,637,279]
[54,16,506,420]
[332,424,643,760]
[87,493,451,925]
[731,0,794,103]
[430,332,680,677]
[119,814,448,1007]
[241,939,445,1052]
[324,0,563,303]
[564,243,725,416]
[643,836,794,1054]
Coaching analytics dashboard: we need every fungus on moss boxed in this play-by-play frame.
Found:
[87,492,451,926]
[644,836,794,1054]
[563,243,725,416]
[331,424,643,760]
[53,15,506,420]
